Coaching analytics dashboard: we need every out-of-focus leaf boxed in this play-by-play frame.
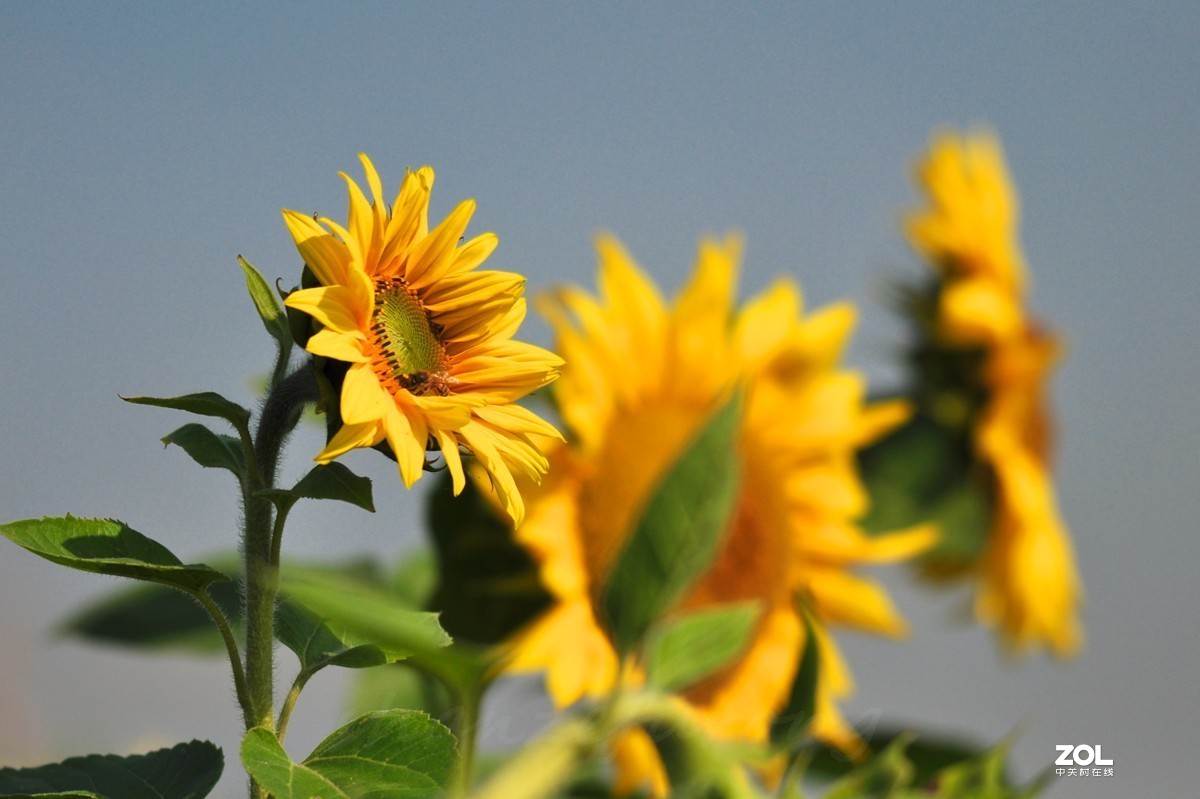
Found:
[161,424,246,477]
[391,547,439,608]
[257,462,375,513]
[770,605,821,748]
[280,567,451,660]
[601,393,742,655]
[427,471,551,644]
[858,413,991,568]
[645,602,759,693]
[60,557,386,657]
[123,392,251,432]
[0,517,229,594]
[0,740,222,799]
[348,664,453,722]
[61,573,241,654]
[804,726,1006,788]
[824,735,915,799]
[240,710,454,798]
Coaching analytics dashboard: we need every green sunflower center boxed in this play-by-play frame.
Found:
[370,278,450,396]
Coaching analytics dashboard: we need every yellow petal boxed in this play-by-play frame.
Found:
[304,327,368,363]
[432,427,466,495]
[282,209,351,287]
[340,363,388,425]
[383,401,427,488]
[807,569,909,637]
[317,421,382,462]
[284,285,367,335]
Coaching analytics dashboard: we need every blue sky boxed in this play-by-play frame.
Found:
[1,4,1196,796]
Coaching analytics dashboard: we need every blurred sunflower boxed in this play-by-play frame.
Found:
[503,235,935,795]
[906,131,1083,655]
[282,155,562,524]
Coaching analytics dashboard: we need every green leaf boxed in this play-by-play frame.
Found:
[601,393,743,655]
[161,423,246,477]
[238,255,293,351]
[391,548,439,609]
[277,600,408,673]
[770,606,821,748]
[635,704,765,799]
[59,558,399,657]
[645,602,760,693]
[0,517,229,594]
[240,710,455,799]
[858,413,991,568]
[824,735,915,799]
[427,471,551,644]
[0,740,222,799]
[805,727,1001,787]
[123,391,251,432]
[280,567,452,660]
[61,572,241,654]
[349,664,453,722]
[257,462,375,513]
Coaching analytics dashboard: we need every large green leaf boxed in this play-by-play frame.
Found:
[645,602,760,693]
[858,413,991,568]
[241,710,455,798]
[257,462,375,513]
[601,393,743,655]
[161,424,246,478]
[280,567,451,660]
[59,558,396,658]
[0,740,222,799]
[238,255,293,352]
[0,517,229,594]
[426,471,551,644]
[123,391,251,432]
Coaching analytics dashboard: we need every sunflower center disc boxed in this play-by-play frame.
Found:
[371,278,449,395]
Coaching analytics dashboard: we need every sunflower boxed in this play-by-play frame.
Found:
[282,155,562,524]
[906,131,1083,655]
[503,235,935,795]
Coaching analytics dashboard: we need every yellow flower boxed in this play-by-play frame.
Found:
[974,329,1083,655]
[282,155,562,524]
[906,132,1026,345]
[504,235,935,795]
[907,131,1083,656]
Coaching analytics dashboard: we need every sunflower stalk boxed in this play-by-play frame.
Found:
[239,366,316,798]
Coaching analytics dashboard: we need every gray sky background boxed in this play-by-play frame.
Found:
[1,4,1196,797]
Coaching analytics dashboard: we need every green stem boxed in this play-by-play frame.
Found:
[449,682,484,799]
[268,502,293,570]
[276,669,312,744]
[196,589,252,728]
[241,367,316,799]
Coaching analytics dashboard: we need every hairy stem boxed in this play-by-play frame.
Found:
[196,589,252,728]
[275,669,312,744]
[240,367,316,798]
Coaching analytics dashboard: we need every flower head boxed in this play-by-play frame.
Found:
[504,235,934,794]
[282,155,562,524]
[907,131,1083,655]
